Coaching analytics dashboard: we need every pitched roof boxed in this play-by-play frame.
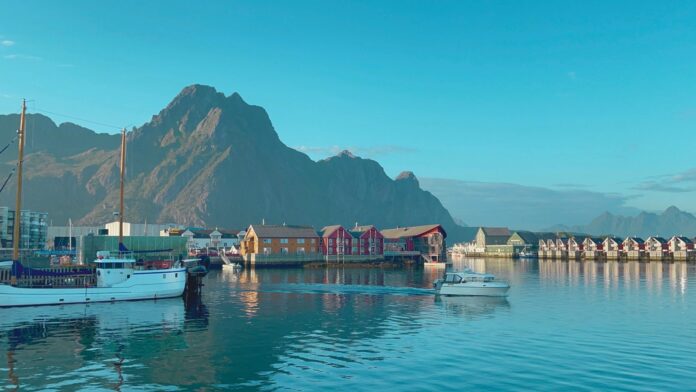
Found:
[480,227,511,236]
[672,236,693,244]
[381,224,445,239]
[249,225,319,239]
[647,236,667,243]
[352,225,375,233]
[511,231,538,244]
[623,236,645,244]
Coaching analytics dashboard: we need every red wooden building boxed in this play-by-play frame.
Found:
[381,224,447,263]
[350,225,384,256]
[320,225,353,256]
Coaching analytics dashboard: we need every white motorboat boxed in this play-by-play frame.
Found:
[0,252,186,307]
[433,269,510,297]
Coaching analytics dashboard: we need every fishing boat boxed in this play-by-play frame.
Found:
[0,102,186,307]
[432,269,510,297]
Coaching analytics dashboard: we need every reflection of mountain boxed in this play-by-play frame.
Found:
[0,299,189,389]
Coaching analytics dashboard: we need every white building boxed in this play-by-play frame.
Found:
[104,221,178,237]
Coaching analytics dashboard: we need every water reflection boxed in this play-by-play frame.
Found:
[2,260,695,390]
[0,298,187,390]
[535,259,690,297]
[436,296,510,319]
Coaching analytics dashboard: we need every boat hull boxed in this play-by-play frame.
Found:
[437,282,510,297]
[0,268,187,307]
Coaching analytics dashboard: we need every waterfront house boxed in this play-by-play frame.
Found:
[668,236,694,261]
[474,227,512,256]
[507,231,539,257]
[535,233,557,258]
[645,237,668,260]
[556,237,570,259]
[568,236,587,260]
[241,225,321,265]
[350,225,384,256]
[382,224,447,263]
[177,228,240,251]
[623,237,645,260]
[321,225,354,257]
[546,238,558,259]
[583,237,603,259]
[603,236,623,260]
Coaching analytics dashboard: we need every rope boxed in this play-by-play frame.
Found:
[0,166,16,194]
[0,135,17,156]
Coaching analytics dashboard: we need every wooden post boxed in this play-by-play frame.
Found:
[119,128,126,249]
[10,100,26,286]
[12,100,26,260]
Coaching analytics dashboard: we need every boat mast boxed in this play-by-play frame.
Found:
[12,100,26,261]
[118,128,126,247]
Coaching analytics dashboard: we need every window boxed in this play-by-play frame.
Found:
[297,238,305,244]
[280,238,289,244]
[281,247,289,254]
[311,238,316,244]
[263,247,271,255]
[263,238,272,244]
[329,238,334,245]
[328,248,333,255]
[297,247,305,254]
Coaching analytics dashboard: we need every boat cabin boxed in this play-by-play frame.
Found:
[443,272,495,283]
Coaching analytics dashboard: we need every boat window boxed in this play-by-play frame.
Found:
[445,274,461,283]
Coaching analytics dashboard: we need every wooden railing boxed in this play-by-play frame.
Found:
[0,267,97,288]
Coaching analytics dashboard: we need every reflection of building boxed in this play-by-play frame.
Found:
[0,207,48,249]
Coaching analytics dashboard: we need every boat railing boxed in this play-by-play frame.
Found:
[0,266,97,288]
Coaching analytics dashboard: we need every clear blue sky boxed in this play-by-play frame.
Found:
[1,1,695,216]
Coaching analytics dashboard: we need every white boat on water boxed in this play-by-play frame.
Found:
[0,107,188,307]
[0,252,187,307]
[433,269,510,297]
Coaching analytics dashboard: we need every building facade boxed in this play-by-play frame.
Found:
[382,224,447,263]
[350,225,384,256]
[321,225,353,256]
[240,225,321,264]
[0,207,48,249]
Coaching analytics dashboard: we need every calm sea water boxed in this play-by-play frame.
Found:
[1,258,695,391]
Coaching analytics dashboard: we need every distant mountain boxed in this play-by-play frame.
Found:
[0,85,473,242]
[546,206,696,238]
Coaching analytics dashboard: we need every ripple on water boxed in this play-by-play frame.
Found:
[2,261,696,390]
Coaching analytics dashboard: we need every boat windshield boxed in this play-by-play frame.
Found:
[444,274,462,283]
[95,261,135,269]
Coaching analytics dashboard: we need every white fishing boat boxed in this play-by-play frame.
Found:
[433,269,510,297]
[0,105,187,307]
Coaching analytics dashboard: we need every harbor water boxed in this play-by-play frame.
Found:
[1,257,695,390]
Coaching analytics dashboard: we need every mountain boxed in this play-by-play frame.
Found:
[546,206,696,238]
[0,85,473,241]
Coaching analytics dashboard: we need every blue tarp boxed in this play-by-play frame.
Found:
[11,261,93,278]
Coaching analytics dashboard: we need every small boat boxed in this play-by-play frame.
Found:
[518,247,537,259]
[433,269,510,297]
[221,263,241,271]
[182,258,209,277]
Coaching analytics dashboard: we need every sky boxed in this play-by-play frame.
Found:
[1,1,695,226]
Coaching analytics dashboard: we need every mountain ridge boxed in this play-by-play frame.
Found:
[0,85,473,241]
[545,206,696,238]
